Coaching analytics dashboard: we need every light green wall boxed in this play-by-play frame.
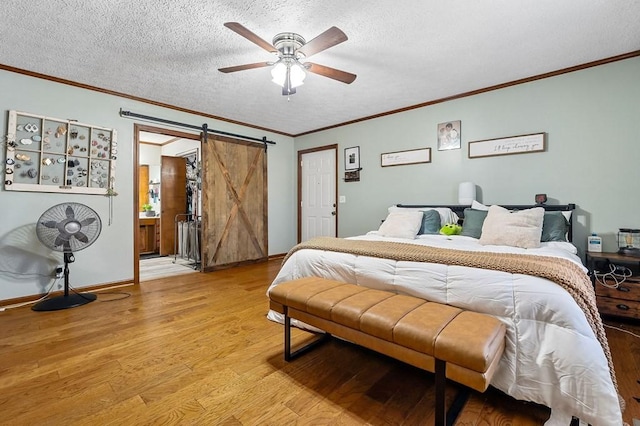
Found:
[1,57,638,302]
[295,57,640,257]
[0,70,295,301]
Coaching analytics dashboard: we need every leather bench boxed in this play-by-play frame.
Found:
[268,277,506,426]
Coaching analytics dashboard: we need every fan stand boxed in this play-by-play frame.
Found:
[32,252,97,311]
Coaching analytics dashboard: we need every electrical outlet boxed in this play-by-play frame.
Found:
[55,265,64,278]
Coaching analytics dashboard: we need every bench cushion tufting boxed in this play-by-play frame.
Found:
[269,277,506,393]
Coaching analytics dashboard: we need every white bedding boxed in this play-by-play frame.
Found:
[267,233,623,426]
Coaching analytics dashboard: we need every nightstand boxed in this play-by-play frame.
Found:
[586,251,640,320]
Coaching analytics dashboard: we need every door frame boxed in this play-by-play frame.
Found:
[297,144,338,243]
[133,124,200,284]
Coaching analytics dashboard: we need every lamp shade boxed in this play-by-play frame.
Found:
[271,61,306,89]
[458,182,476,205]
[289,63,306,88]
[271,62,287,87]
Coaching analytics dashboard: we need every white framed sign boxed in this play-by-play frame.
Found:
[468,132,545,159]
[381,148,431,167]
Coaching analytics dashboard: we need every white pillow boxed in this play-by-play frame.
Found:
[479,205,544,249]
[388,206,459,225]
[378,211,424,239]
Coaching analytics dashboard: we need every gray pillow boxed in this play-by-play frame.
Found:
[541,211,569,242]
[419,209,441,234]
[461,208,488,239]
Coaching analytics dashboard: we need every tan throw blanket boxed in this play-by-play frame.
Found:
[284,237,620,399]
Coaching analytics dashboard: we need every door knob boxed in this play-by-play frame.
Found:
[331,211,336,216]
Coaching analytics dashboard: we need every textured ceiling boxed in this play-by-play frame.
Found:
[1,1,639,136]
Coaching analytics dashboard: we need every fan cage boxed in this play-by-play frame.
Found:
[36,202,102,253]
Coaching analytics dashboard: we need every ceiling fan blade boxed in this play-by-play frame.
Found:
[305,62,357,84]
[218,62,272,73]
[298,27,348,58]
[224,22,276,53]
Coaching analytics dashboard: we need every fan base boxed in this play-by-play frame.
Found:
[32,293,97,311]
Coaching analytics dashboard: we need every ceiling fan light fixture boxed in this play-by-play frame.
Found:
[289,62,306,88]
[270,62,287,86]
[271,60,306,93]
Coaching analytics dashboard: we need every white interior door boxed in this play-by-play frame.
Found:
[300,147,337,242]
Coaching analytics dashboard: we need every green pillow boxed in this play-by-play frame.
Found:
[418,209,441,234]
[541,211,569,242]
[461,208,488,239]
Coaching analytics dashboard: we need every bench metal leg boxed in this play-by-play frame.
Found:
[569,417,590,426]
[446,387,470,426]
[435,359,446,426]
[435,359,470,426]
[283,308,330,361]
[284,310,292,361]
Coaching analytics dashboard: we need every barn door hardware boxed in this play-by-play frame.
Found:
[119,109,276,148]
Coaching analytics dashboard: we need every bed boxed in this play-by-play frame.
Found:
[267,203,623,426]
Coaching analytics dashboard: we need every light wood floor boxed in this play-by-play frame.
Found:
[1,259,639,425]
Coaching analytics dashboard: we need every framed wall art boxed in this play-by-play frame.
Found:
[381,148,431,167]
[4,110,117,194]
[468,132,545,159]
[437,120,461,151]
[344,146,360,170]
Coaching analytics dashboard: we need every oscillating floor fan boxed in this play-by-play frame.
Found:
[33,202,102,311]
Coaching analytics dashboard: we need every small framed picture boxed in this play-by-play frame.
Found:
[344,146,360,170]
[437,120,461,151]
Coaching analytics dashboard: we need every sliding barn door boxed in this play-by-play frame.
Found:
[201,136,268,271]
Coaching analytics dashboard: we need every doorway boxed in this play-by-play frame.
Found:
[134,124,201,283]
[298,145,338,243]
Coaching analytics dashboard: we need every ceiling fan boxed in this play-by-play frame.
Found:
[218,22,357,96]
